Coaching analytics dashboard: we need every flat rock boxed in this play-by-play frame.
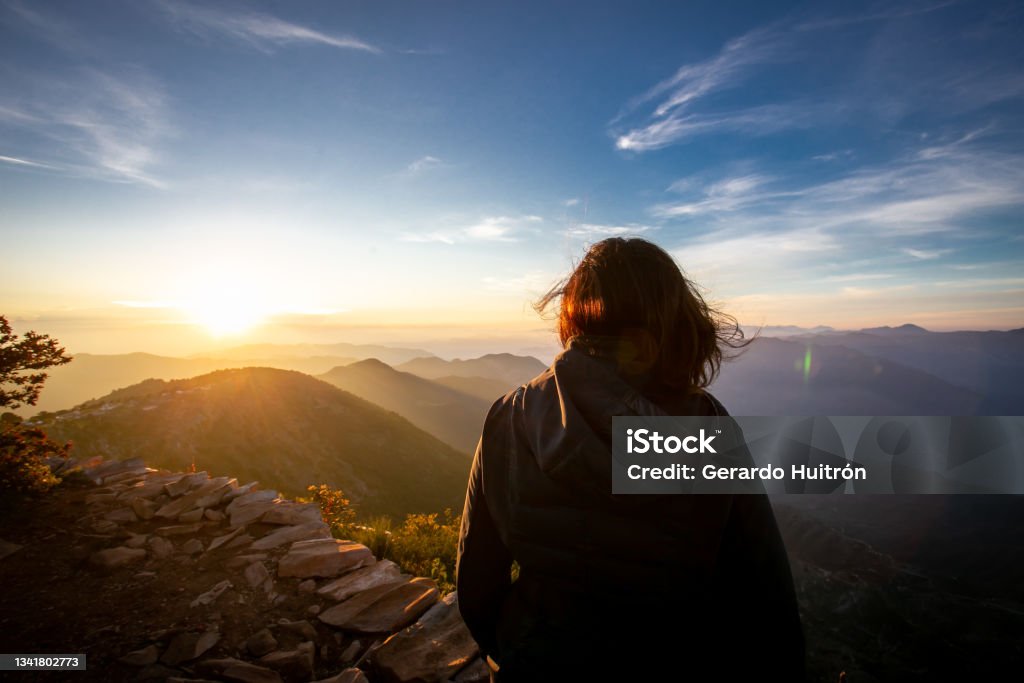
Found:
[191,579,233,608]
[131,497,158,520]
[226,490,279,526]
[297,579,317,594]
[149,536,174,559]
[208,526,246,551]
[90,546,146,569]
[104,507,138,523]
[164,471,209,498]
[227,552,267,570]
[319,577,439,633]
[178,508,205,523]
[119,644,160,666]
[156,476,234,519]
[222,480,259,503]
[317,560,401,602]
[258,641,314,682]
[195,657,283,683]
[182,538,205,555]
[245,562,271,589]
[372,592,479,683]
[86,492,119,505]
[251,523,330,551]
[261,502,323,526]
[278,539,373,579]
[246,628,278,657]
[125,533,149,549]
[205,508,225,521]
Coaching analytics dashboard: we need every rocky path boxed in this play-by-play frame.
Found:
[0,457,487,683]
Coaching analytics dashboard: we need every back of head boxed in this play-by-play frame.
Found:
[536,237,748,392]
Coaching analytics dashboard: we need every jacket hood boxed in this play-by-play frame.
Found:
[514,340,718,496]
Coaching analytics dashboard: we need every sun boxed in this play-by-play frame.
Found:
[183,284,268,338]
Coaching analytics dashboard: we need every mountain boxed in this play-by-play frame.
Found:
[18,352,356,417]
[432,375,515,403]
[319,360,490,453]
[710,337,984,415]
[204,342,435,366]
[31,367,471,518]
[396,353,546,387]
[790,327,1024,414]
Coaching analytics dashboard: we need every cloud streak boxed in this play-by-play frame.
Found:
[158,1,381,54]
[400,215,544,244]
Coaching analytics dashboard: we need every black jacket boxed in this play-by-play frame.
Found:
[456,341,805,681]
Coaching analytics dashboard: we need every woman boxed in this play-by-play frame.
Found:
[456,237,805,681]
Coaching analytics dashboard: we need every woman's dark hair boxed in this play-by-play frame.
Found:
[534,237,753,390]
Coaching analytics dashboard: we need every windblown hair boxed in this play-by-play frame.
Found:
[534,237,753,390]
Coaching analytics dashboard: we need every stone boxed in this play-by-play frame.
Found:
[86,492,119,505]
[118,644,160,666]
[149,536,174,559]
[182,538,204,555]
[155,522,205,536]
[317,560,402,602]
[0,538,24,560]
[297,579,317,594]
[261,502,323,526]
[90,546,146,569]
[134,571,156,579]
[306,605,321,617]
[195,657,283,683]
[131,497,157,520]
[91,519,119,534]
[278,539,373,579]
[278,619,317,641]
[191,579,233,608]
[205,508,225,521]
[226,489,279,527]
[372,592,479,683]
[453,658,491,683]
[227,552,268,570]
[222,480,259,503]
[161,631,221,665]
[208,526,246,551]
[164,471,209,498]
[225,534,254,550]
[104,507,138,523]
[339,640,361,664]
[119,473,187,502]
[155,476,234,519]
[245,562,271,589]
[246,628,278,657]
[125,533,149,549]
[178,508,205,523]
[258,641,314,682]
[311,670,369,683]
[319,577,439,633]
[251,523,330,551]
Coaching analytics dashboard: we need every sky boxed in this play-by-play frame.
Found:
[1,0,1022,357]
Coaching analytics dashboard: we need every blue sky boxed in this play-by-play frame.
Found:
[1,0,1022,356]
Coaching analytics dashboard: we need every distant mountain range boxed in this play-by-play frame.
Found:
[31,367,471,518]
[396,353,547,386]
[319,359,493,453]
[710,336,987,415]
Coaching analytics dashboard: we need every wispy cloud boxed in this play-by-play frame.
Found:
[0,67,173,187]
[400,215,544,244]
[565,223,652,239]
[157,1,380,54]
[903,247,953,260]
[405,155,443,174]
[0,154,57,169]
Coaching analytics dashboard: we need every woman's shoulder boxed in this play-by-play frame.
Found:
[646,384,730,417]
